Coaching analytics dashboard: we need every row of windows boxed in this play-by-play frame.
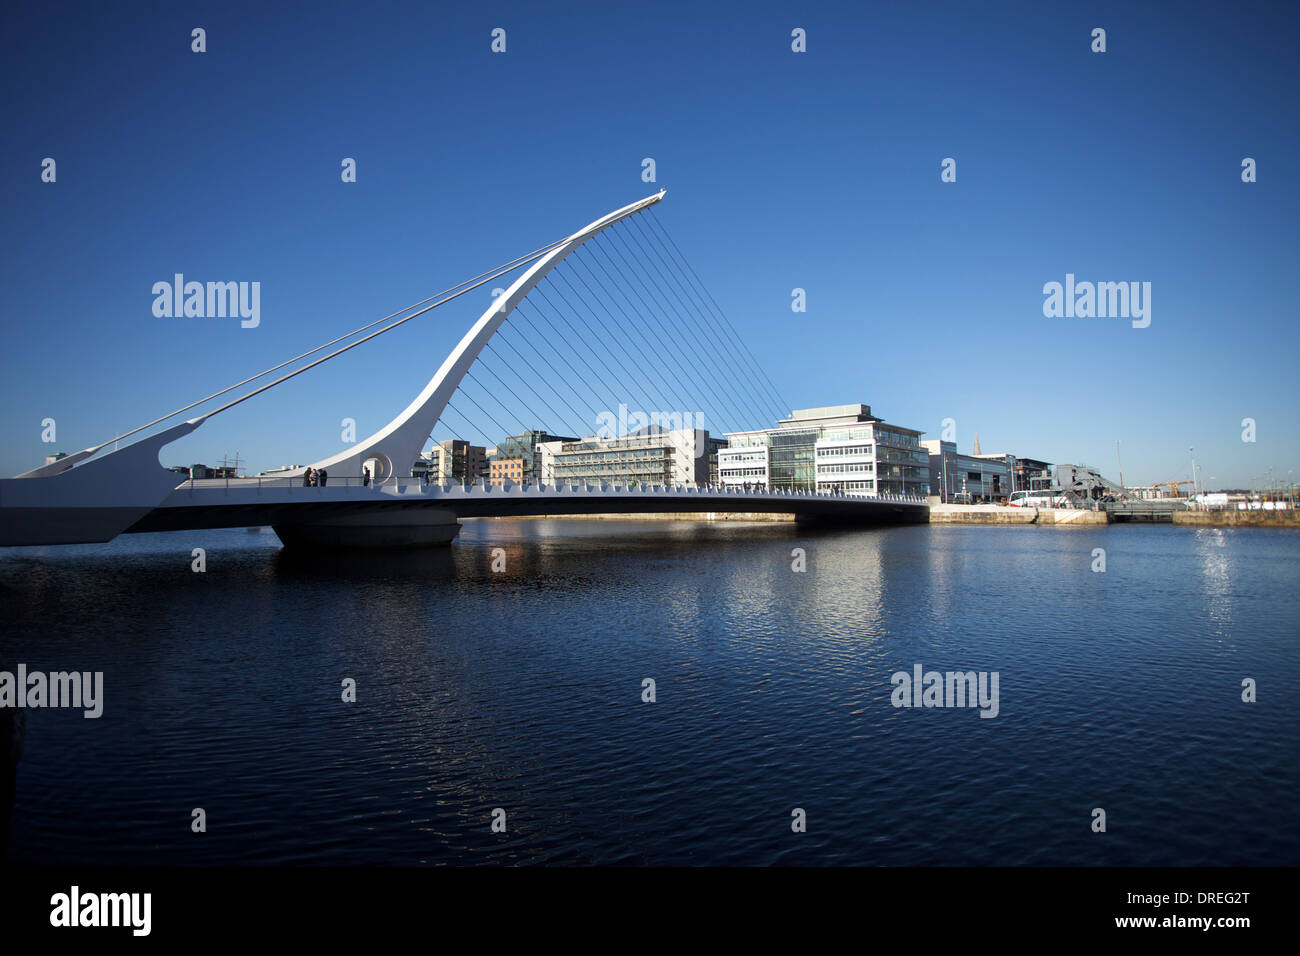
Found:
[561,442,681,455]
[557,450,671,464]
[720,467,767,478]
[823,427,874,442]
[878,448,931,465]
[769,430,819,448]
[817,444,873,458]
[818,479,875,491]
[876,464,929,478]
[817,462,875,475]
[875,429,920,447]
[554,464,672,478]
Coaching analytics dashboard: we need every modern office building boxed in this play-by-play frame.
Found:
[1007,456,1054,493]
[974,452,1018,499]
[487,430,578,486]
[922,441,1014,502]
[716,440,769,487]
[720,404,929,497]
[537,426,723,486]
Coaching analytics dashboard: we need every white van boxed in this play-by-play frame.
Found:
[1008,490,1067,508]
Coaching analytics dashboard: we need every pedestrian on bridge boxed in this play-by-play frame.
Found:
[303,468,314,487]
[362,467,370,487]
[318,469,328,487]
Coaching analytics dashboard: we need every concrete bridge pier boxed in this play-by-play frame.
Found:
[272,507,461,550]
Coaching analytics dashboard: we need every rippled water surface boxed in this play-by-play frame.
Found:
[1,520,1296,865]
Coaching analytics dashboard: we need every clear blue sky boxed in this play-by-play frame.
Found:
[2,0,1296,490]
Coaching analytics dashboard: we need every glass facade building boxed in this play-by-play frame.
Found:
[768,428,820,492]
[720,404,928,497]
[487,430,578,485]
[921,440,1019,502]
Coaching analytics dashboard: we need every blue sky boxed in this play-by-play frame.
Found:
[2,0,1296,490]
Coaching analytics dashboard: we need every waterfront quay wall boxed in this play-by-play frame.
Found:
[474,507,1295,528]
[478,505,1117,525]
[1173,510,1300,528]
[927,501,1110,525]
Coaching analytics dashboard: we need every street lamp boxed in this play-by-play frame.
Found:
[939,445,950,504]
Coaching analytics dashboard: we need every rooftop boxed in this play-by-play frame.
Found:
[779,404,875,428]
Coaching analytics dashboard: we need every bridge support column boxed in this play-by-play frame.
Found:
[272,507,461,550]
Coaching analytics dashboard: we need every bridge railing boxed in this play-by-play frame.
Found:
[176,475,930,505]
[181,475,411,492]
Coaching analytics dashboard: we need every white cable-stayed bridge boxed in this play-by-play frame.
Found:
[0,191,928,549]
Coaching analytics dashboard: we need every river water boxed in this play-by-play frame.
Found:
[1,520,1296,865]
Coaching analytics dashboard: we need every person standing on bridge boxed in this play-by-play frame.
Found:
[303,467,314,487]
[318,468,328,487]
[362,466,370,487]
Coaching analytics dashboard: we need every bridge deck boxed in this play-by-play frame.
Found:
[124,478,929,533]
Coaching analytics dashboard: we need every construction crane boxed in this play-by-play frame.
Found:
[1153,479,1195,497]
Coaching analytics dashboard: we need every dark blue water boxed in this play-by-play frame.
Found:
[1,520,1296,866]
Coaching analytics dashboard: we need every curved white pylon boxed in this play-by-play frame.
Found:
[308,189,666,480]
